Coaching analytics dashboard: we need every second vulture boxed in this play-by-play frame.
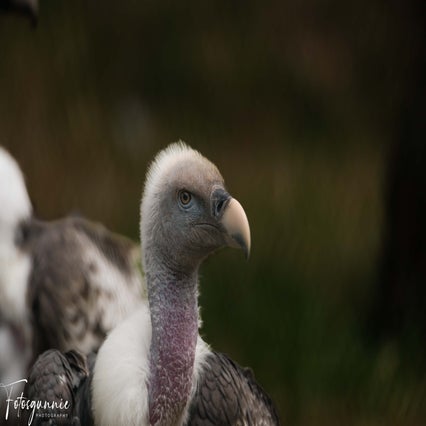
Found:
[0,146,144,377]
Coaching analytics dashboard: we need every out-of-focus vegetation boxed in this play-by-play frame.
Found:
[1,1,425,424]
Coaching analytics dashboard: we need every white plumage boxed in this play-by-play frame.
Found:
[0,147,32,229]
[92,305,211,426]
[0,147,32,323]
[0,148,32,390]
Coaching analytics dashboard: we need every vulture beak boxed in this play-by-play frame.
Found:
[220,198,251,259]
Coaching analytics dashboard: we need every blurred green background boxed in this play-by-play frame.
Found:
[1,1,425,424]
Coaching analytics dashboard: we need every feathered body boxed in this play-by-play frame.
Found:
[0,147,145,385]
[24,216,144,360]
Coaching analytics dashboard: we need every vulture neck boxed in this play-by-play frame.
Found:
[146,253,199,426]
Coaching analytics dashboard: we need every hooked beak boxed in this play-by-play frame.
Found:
[220,198,251,259]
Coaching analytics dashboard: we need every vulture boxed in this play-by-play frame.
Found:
[0,146,145,387]
[25,143,280,425]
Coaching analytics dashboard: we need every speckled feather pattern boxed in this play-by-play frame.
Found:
[26,216,145,362]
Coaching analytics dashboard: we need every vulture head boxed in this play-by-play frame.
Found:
[92,142,253,426]
[141,142,250,275]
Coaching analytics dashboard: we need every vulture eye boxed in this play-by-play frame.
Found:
[179,190,192,207]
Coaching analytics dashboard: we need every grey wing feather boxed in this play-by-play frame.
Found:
[187,351,280,425]
[23,349,93,426]
[25,216,144,361]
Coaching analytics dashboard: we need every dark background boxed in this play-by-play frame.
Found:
[1,1,425,423]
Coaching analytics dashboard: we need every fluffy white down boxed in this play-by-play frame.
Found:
[0,147,32,228]
[0,250,31,324]
[0,147,32,322]
[92,305,211,426]
[140,142,220,249]
[142,142,207,206]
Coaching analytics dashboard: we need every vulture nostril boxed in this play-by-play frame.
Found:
[212,188,230,217]
[216,199,225,216]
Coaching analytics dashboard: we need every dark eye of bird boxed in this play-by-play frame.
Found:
[179,190,192,206]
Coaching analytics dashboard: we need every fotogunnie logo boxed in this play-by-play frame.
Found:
[1,379,71,425]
